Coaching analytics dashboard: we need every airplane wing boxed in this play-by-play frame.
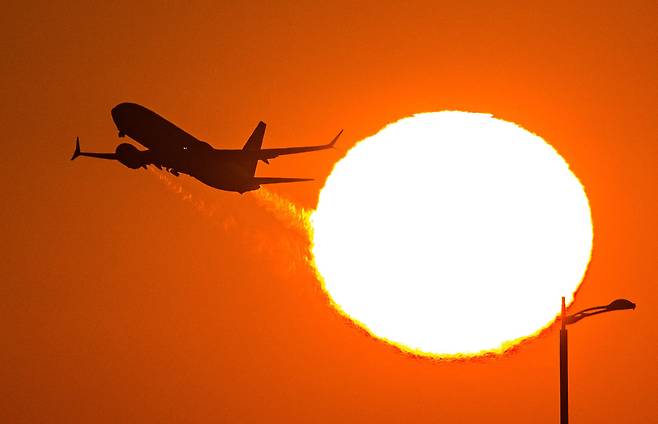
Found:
[256,130,342,163]
[252,177,314,185]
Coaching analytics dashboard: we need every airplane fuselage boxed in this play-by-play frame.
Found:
[111,103,260,192]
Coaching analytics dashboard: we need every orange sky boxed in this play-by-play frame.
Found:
[2,1,657,422]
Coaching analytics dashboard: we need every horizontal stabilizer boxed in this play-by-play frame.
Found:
[252,177,313,185]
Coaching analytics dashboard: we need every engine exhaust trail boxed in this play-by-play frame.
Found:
[150,169,316,275]
[251,188,312,234]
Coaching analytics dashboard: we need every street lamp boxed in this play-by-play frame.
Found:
[559,296,636,424]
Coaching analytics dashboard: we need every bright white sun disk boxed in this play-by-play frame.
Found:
[311,112,593,357]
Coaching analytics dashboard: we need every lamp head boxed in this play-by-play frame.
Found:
[606,299,636,311]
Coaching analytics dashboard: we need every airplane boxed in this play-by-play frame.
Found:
[71,102,342,193]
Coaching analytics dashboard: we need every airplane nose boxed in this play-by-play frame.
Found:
[111,103,127,122]
[111,103,137,129]
[111,105,122,123]
[111,103,132,135]
[110,103,146,136]
[111,102,143,122]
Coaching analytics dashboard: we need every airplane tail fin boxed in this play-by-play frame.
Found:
[242,121,266,151]
[71,137,81,160]
[242,121,266,177]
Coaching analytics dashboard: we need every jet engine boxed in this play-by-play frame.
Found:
[115,143,146,169]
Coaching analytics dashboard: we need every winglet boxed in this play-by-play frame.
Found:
[71,137,81,160]
[328,129,343,147]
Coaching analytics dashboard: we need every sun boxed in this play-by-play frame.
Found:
[310,112,593,358]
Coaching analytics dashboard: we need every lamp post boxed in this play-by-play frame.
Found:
[559,296,636,424]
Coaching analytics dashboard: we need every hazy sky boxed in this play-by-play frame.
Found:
[2,1,656,422]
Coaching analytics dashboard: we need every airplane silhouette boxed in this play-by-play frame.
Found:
[72,102,342,193]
